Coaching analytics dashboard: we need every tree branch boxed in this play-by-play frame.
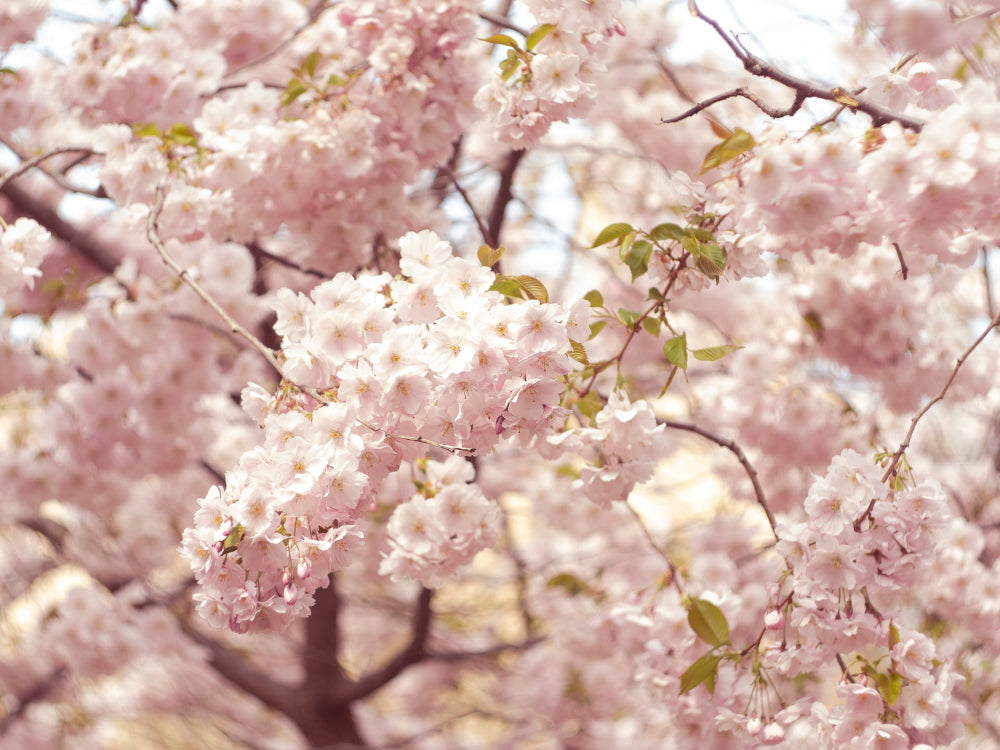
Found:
[334,587,433,703]
[146,185,285,377]
[1,181,121,275]
[659,418,777,535]
[882,304,1000,482]
[665,1,925,132]
[180,623,299,717]
[486,149,526,251]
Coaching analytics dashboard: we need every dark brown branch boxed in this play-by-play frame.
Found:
[1,182,121,275]
[486,149,526,250]
[665,2,925,132]
[334,587,433,703]
[180,624,298,716]
[246,239,329,279]
[892,242,909,280]
[0,145,100,196]
[442,165,491,246]
[661,86,806,124]
[659,418,777,535]
[427,635,545,662]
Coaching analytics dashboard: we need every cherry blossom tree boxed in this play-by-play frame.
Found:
[3,0,1000,747]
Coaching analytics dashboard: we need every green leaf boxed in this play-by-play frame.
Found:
[641,316,661,337]
[659,365,679,396]
[481,34,522,51]
[167,123,197,147]
[618,308,640,328]
[303,50,321,78]
[526,23,556,51]
[591,222,633,248]
[649,222,687,243]
[691,344,743,362]
[326,73,347,87]
[132,122,160,138]
[515,275,549,303]
[617,230,636,260]
[489,275,525,299]
[874,671,903,705]
[679,651,722,695]
[888,620,900,650]
[282,78,309,107]
[568,340,589,365]
[546,572,590,596]
[576,390,603,423]
[588,320,607,340]
[478,244,504,268]
[624,240,653,282]
[663,333,688,370]
[700,128,755,174]
[647,287,666,303]
[688,597,729,647]
[584,289,604,308]
[694,243,727,279]
[221,523,246,555]
[688,227,715,242]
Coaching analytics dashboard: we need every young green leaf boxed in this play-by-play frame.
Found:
[526,23,556,51]
[489,275,525,300]
[481,34,523,51]
[576,390,604,423]
[588,320,607,340]
[663,333,688,370]
[687,597,730,647]
[649,222,687,243]
[282,78,309,107]
[694,243,727,279]
[618,308,641,328]
[679,651,722,695]
[303,50,322,78]
[691,344,743,362]
[700,128,755,174]
[516,275,549,303]
[624,240,652,281]
[591,222,633,248]
[477,244,504,268]
[546,572,591,596]
[568,340,589,365]
[584,289,604,308]
[641,316,661,337]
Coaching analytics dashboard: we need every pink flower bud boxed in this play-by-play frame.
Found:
[283,583,298,606]
[282,569,292,587]
[219,517,234,537]
[297,559,312,579]
[764,610,784,630]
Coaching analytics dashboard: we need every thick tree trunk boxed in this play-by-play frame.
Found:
[295,578,366,748]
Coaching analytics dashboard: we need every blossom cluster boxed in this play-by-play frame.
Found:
[0,217,53,294]
[766,450,963,744]
[718,89,1000,274]
[546,390,668,507]
[475,0,623,145]
[380,456,501,587]
[183,231,586,631]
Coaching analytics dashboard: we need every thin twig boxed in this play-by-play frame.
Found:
[892,242,909,280]
[146,186,285,376]
[666,2,924,132]
[625,502,682,591]
[882,305,1000,482]
[0,144,101,195]
[442,165,492,246]
[659,418,777,535]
